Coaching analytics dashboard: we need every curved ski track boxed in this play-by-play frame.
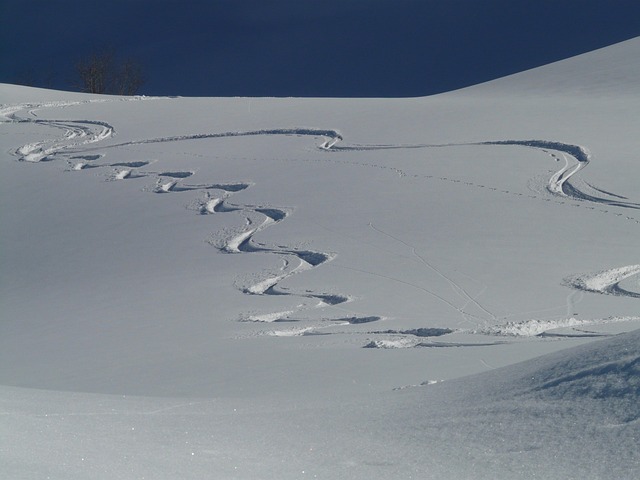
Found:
[5,103,365,332]
[564,265,640,299]
[4,99,639,348]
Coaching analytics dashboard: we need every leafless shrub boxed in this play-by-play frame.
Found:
[76,50,145,95]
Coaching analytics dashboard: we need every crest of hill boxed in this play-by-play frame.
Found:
[461,36,640,97]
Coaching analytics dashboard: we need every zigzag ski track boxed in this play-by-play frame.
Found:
[4,98,639,348]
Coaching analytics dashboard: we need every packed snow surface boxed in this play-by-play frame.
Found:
[2,38,640,479]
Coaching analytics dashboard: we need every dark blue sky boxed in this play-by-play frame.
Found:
[1,0,639,97]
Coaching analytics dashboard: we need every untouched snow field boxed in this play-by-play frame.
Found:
[2,38,640,479]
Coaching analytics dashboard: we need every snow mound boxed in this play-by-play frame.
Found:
[387,329,640,479]
[521,329,640,422]
[446,328,640,426]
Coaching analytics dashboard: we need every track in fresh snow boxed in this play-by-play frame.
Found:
[328,138,640,210]
[15,118,114,163]
[202,193,355,322]
[88,127,343,152]
[5,99,640,347]
[565,265,640,299]
[4,102,361,327]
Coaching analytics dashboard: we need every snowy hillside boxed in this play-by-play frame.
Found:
[1,38,639,479]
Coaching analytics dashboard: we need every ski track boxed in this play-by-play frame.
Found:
[7,101,365,327]
[16,118,114,162]
[5,99,639,347]
[564,265,640,299]
[368,222,498,326]
[478,316,640,337]
[326,138,640,219]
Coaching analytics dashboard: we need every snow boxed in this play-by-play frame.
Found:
[565,265,640,297]
[1,37,640,479]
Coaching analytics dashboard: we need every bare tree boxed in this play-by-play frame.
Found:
[76,51,145,95]
[113,58,146,95]
[76,51,114,94]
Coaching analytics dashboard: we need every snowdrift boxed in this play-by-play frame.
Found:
[384,329,640,479]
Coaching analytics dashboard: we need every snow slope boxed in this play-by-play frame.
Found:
[1,38,640,479]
